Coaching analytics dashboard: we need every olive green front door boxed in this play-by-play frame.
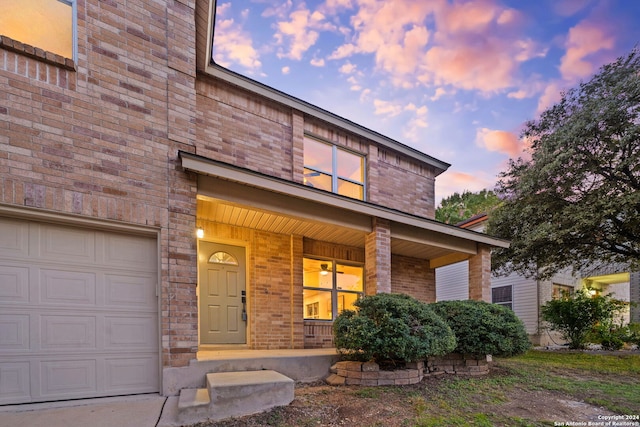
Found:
[198,242,247,345]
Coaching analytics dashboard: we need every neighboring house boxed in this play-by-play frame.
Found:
[0,0,509,405]
[436,214,639,345]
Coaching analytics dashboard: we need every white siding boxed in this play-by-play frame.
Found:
[492,273,538,334]
[435,261,468,301]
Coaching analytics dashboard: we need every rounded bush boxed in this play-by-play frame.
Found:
[430,300,531,357]
[333,293,456,363]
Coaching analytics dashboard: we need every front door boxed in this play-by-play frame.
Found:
[198,242,247,345]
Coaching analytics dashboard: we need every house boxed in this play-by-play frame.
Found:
[0,0,509,406]
[436,214,639,345]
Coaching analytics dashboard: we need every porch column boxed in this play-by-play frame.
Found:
[365,218,391,295]
[468,243,491,302]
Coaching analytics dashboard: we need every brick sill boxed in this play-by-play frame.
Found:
[0,35,76,71]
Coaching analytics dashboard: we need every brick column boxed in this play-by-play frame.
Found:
[365,218,391,295]
[468,244,491,302]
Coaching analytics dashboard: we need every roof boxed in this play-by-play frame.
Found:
[202,63,451,177]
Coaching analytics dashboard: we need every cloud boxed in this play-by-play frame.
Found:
[475,128,523,158]
[373,99,404,117]
[552,0,594,16]
[339,62,357,74]
[274,9,321,60]
[430,88,447,101]
[310,58,325,67]
[559,19,615,81]
[402,104,429,142]
[212,5,261,71]
[282,66,290,75]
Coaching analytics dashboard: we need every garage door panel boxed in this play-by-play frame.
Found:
[103,234,156,270]
[105,356,159,392]
[0,265,29,302]
[0,362,30,404]
[0,217,159,404]
[41,315,97,350]
[0,219,28,257]
[40,269,96,305]
[0,314,30,350]
[40,225,96,263]
[40,360,97,397]
[105,274,156,307]
[105,316,157,349]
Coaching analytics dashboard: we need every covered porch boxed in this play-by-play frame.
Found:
[180,152,509,350]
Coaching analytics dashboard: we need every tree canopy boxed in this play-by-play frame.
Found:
[487,48,640,279]
[435,189,501,224]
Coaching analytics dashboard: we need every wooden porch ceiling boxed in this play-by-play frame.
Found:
[197,196,472,263]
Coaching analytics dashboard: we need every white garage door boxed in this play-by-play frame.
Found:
[0,217,159,404]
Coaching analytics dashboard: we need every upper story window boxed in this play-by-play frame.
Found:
[0,0,76,60]
[303,136,365,200]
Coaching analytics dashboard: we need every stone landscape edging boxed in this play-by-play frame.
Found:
[326,353,492,386]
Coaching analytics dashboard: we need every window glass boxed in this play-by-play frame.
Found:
[303,258,363,320]
[552,284,574,299]
[303,138,332,173]
[337,149,364,182]
[303,136,365,200]
[303,258,333,289]
[303,289,332,320]
[303,168,332,192]
[0,0,74,59]
[337,179,364,199]
[492,285,513,309]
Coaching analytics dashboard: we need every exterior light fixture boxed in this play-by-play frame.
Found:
[196,228,204,239]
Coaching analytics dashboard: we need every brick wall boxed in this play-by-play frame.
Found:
[469,244,491,302]
[0,0,200,368]
[391,255,436,303]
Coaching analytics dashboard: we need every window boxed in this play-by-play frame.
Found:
[303,136,365,200]
[552,284,574,299]
[303,258,363,320]
[492,285,513,309]
[0,0,76,59]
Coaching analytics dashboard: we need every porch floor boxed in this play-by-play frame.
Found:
[196,347,338,361]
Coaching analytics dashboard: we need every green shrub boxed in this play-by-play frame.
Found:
[627,323,640,346]
[430,300,531,357]
[590,320,627,350]
[541,288,627,350]
[333,293,456,364]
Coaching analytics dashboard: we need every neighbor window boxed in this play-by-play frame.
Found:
[303,258,364,320]
[552,284,574,299]
[492,285,513,309]
[0,0,76,59]
[303,136,365,200]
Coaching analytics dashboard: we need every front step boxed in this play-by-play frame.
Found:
[178,370,294,424]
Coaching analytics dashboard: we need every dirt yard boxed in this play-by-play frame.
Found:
[191,352,640,427]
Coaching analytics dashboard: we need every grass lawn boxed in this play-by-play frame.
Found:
[198,350,640,427]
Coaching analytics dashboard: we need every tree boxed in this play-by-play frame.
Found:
[541,288,627,349]
[487,48,640,279]
[436,189,501,224]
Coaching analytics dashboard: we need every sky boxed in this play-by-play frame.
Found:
[211,0,640,205]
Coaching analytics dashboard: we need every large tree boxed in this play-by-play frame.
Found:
[487,48,640,279]
[436,189,500,224]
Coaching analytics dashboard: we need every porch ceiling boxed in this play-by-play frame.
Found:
[197,196,469,262]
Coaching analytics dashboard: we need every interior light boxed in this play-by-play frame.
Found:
[196,228,204,239]
[320,263,329,275]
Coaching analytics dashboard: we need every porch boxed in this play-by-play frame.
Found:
[162,348,340,396]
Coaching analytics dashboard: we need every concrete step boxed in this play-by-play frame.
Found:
[177,370,294,424]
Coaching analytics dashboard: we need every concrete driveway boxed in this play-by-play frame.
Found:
[0,394,168,427]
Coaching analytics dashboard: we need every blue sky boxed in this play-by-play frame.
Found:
[212,0,639,204]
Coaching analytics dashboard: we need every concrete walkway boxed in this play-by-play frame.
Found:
[0,394,167,427]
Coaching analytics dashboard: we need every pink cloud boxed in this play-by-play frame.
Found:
[435,170,497,203]
[559,20,615,81]
[552,0,593,17]
[475,128,523,158]
[212,7,261,71]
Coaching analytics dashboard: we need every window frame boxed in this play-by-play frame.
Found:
[0,0,78,63]
[302,257,364,321]
[491,285,513,309]
[303,135,366,201]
